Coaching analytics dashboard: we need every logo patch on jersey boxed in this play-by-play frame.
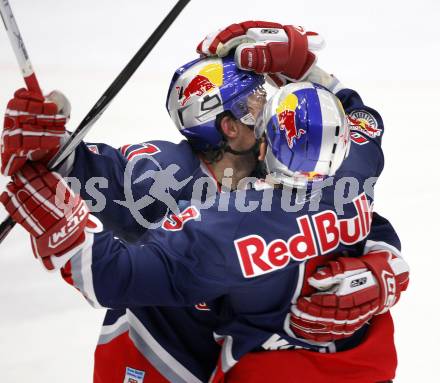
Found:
[87,144,99,154]
[262,334,294,350]
[348,111,381,138]
[162,206,200,231]
[124,367,145,383]
[121,143,161,161]
[350,131,369,145]
[235,193,373,278]
[195,302,210,311]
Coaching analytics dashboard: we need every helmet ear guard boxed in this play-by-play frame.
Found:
[258,82,351,188]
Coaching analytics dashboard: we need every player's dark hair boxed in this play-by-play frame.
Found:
[195,111,237,163]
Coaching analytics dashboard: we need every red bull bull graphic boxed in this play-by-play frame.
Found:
[176,63,223,106]
[276,93,305,148]
[347,111,382,138]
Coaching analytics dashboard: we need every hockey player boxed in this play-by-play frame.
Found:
[195,23,408,382]
[1,78,408,383]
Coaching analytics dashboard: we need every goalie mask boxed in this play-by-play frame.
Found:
[255,82,351,188]
[166,54,265,151]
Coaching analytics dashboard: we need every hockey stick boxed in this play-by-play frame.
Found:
[0,0,42,95]
[0,0,191,244]
[0,0,44,242]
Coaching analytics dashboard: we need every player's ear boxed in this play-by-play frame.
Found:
[219,115,239,139]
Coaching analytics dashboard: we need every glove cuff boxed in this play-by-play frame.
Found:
[303,66,346,93]
[283,26,310,80]
[32,214,102,271]
[362,251,402,314]
[32,198,89,267]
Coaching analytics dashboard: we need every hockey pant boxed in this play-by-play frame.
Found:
[223,312,396,383]
[94,312,396,383]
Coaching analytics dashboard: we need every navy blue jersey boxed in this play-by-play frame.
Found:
[64,140,218,242]
[65,191,401,381]
[59,87,402,381]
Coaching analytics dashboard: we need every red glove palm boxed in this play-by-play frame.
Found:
[196,21,325,85]
[0,163,92,270]
[290,252,409,342]
[1,88,69,176]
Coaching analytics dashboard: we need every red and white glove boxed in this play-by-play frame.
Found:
[1,88,70,176]
[290,251,409,342]
[196,21,325,85]
[0,162,95,271]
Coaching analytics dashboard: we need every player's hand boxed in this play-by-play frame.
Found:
[1,88,71,176]
[0,162,93,270]
[289,252,409,342]
[196,21,325,85]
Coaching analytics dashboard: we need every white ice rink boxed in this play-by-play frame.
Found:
[1,0,439,381]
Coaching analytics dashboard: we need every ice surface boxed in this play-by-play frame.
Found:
[1,0,439,381]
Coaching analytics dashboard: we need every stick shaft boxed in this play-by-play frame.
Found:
[0,0,42,245]
[0,0,42,94]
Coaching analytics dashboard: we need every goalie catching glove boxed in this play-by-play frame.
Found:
[0,162,100,270]
[196,20,325,85]
[1,88,70,176]
[290,253,409,342]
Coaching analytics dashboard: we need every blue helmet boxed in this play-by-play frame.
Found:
[166,54,265,151]
[255,82,351,188]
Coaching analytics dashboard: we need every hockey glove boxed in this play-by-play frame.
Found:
[0,162,95,270]
[1,88,70,176]
[289,251,409,342]
[196,21,325,85]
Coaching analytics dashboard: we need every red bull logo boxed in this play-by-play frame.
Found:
[177,63,223,106]
[235,193,373,278]
[276,93,305,148]
[347,111,382,138]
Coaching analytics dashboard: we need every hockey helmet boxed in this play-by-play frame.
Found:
[166,54,265,151]
[255,82,351,188]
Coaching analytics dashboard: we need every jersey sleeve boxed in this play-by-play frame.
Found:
[61,206,240,309]
[56,140,198,242]
[339,212,403,262]
[305,66,385,148]
[362,212,409,288]
[363,212,401,254]
[305,67,386,178]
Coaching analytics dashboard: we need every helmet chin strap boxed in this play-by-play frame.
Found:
[224,143,258,156]
[224,135,260,156]
[224,141,269,180]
